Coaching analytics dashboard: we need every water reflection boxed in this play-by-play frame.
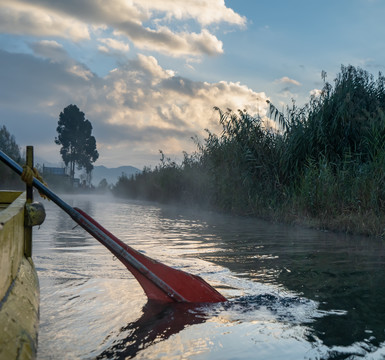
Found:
[97,301,208,359]
[53,198,94,249]
[96,292,326,360]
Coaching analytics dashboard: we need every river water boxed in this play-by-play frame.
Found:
[33,194,385,360]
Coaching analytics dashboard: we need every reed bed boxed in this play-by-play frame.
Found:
[114,65,385,237]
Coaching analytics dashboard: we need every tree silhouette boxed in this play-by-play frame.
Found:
[55,104,99,184]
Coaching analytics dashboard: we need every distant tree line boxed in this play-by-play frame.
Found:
[0,125,24,189]
[113,65,385,236]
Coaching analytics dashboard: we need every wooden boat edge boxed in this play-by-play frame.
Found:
[0,191,40,360]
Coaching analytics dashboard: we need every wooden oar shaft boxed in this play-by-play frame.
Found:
[71,211,187,302]
[0,150,186,302]
[75,207,227,303]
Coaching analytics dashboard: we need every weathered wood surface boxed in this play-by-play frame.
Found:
[0,191,39,360]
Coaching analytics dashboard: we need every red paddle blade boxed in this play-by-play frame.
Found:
[74,208,226,303]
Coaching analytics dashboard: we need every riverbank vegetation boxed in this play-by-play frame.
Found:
[113,65,385,237]
[0,126,24,189]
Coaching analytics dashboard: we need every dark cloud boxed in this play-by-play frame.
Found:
[0,49,88,108]
[29,40,68,62]
[159,76,203,96]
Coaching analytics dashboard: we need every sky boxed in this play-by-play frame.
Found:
[1,0,385,169]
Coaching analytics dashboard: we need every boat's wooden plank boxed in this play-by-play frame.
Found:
[0,190,23,205]
[0,192,26,303]
[0,256,39,360]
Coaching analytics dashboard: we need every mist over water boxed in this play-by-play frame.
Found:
[33,194,385,359]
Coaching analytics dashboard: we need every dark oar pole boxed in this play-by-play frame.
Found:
[0,149,226,303]
[24,146,34,257]
[0,150,188,301]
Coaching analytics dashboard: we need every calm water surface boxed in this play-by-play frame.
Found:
[33,194,385,359]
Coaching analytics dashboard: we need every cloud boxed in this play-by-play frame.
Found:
[135,0,247,27]
[0,49,267,167]
[111,24,224,57]
[0,1,89,41]
[0,0,244,57]
[29,40,94,80]
[134,54,175,80]
[100,55,267,132]
[275,76,301,86]
[310,88,322,97]
[98,38,130,54]
[29,40,67,62]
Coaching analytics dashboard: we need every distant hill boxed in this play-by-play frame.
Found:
[91,165,141,186]
[35,154,141,186]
